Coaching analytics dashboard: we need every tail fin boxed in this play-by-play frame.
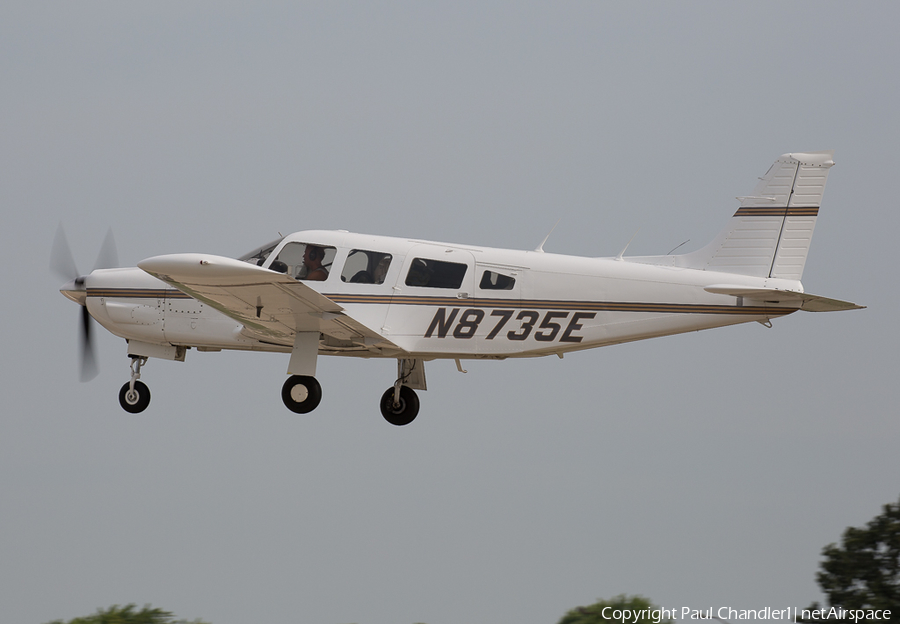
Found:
[677,151,834,279]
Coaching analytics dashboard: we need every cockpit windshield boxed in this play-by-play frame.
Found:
[238,237,284,266]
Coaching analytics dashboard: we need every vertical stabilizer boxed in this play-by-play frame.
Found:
[677,151,834,279]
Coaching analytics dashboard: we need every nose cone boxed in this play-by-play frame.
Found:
[60,277,87,306]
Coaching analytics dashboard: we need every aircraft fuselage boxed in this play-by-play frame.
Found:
[84,229,799,361]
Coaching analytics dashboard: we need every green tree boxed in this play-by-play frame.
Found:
[43,604,210,624]
[557,594,674,624]
[797,496,900,622]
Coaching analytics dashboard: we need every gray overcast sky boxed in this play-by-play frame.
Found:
[2,3,898,623]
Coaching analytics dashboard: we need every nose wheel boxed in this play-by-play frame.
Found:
[118,356,150,413]
[119,380,151,413]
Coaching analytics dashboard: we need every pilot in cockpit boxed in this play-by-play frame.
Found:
[265,242,331,280]
[301,245,328,281]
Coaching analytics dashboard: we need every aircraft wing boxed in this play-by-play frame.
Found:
[138,253,401,351]
[704,286,865,312]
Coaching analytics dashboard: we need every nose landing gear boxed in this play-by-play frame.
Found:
[118,356,150,413]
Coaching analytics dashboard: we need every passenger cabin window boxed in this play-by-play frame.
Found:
[269,242,336,281]
[479,270,515,290]
[341,250,392,284]
[238,237,284,266]
[405,258,467,289]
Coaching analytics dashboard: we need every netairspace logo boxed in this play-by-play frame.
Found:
[792,607,892,623]
[599,606,893,623]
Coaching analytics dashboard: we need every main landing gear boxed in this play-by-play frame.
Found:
[279,358,424,426]
[281,375,322,414]
[119,356,150,413]
[379,385,419,426]
[380,358,423,426]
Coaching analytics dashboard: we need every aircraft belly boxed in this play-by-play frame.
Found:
[580,311,762,348]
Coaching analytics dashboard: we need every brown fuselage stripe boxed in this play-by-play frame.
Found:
[329,294,794,316]
[86,289,796,316]
[88,289,192,299]
[733,206,819,217]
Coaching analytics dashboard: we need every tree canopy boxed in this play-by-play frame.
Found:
[556,594,674,624]
[43,604,210,624]
[797,496,900,621]
[817,497,900,609]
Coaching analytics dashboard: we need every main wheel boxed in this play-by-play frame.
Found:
[379,385,419,426]
[282,375,322,413]
[119,380,151,413]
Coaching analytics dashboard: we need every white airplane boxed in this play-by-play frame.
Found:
[54,150,863,425]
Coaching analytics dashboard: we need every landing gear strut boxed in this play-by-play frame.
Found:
[119,356,150,413]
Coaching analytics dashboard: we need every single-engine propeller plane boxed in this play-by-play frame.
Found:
[54,151,863,425]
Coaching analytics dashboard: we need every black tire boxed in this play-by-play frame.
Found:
[379,385,420,426]
[282,375,322,414]
[119,380,151,413]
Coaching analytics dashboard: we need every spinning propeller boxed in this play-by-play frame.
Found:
[51,226,119,382]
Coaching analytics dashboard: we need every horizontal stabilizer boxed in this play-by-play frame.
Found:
[704,285,865,312]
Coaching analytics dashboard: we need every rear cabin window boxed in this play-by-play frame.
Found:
[479,270,515,290]
[269,242,336,281]
[405,258,467,289]
[341,249,392,284]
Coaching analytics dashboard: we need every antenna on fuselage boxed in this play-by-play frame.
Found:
[534,218,561,253]
[615,230,640,261]
[666,239,690,255]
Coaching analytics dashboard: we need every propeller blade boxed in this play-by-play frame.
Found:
[51,224,80,282]
[55,224,112,381]
[79,305,99,382]
[93,228,119,271]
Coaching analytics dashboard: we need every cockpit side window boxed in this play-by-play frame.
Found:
[269,242,336,281]
[238,237,284,266]
[405,258,467,289]
[341,250,393,285]
[479,270,516,290]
